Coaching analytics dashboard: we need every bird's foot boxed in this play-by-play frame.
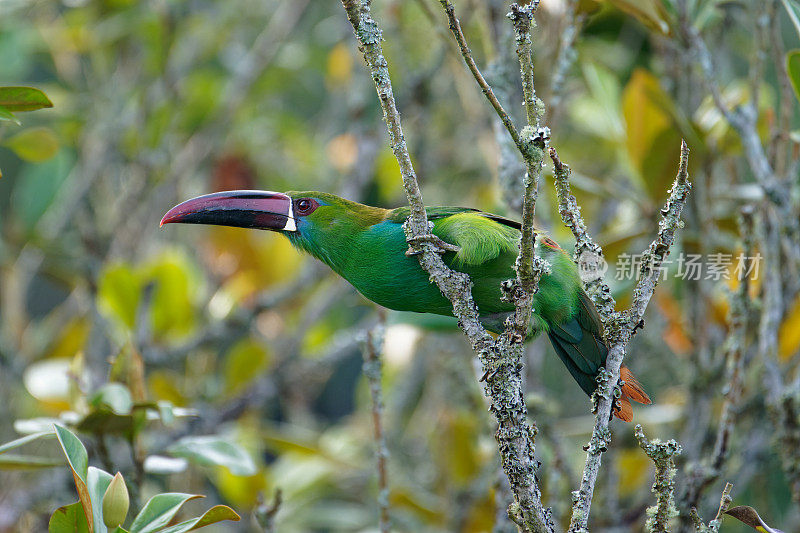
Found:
[405,234,461,256]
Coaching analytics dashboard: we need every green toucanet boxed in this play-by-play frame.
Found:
[161,190,650,420]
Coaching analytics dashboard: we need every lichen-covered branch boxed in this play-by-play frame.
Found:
[636,425,682,532]
[509,2,539,128]
[772,392,800,504]
[254,489,283,533]
[568,141,692,532]
[340,2,553,531]
[550,146,615,317]
[436,5,552,526]
[361,314,390,533]
[507,2,548,297]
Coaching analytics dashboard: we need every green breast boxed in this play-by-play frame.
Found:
[310,218,580,328]
[340,220,519,317]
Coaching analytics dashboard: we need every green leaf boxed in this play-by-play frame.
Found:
[12,148,74,230]
[0,86,53,111]
[0,430,54,454]
[90,383,134,415]
[54,425,88,481]
[87,467,114,533]
[724,505,785,532]
[144,252,199,340]
[787,50,800,105]
[5,127,59,162]
[76,411,138,436]
[0,454,63,469]
[781,0,800,40]
[54,425,93,528]
[49,502,90,533]
[0,105,20,125]
[156,505,241,533]
[97,263,142,331]
[129,493,204,533]
[224,339,271,395]
[168,435,257,476]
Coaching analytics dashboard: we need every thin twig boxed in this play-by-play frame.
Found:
[690,482,733,532]
[361,313,390,533]
[255,489,283,532]
[439,0,522,150]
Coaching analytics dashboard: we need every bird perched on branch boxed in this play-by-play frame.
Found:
[161,190,651,420]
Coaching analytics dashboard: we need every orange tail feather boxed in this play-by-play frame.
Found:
[612,366,651,422]
[620,365,651,405]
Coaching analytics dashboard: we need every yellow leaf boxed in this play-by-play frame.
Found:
[214,466,267,509]
[224,339,272,396]
[432,410,481,486]
[622,69,683,200]
[779,294,800,361]
[374,147,404,202]
[148,370,186,407]
[97,263,141,331]
[617,447,652,496]
[5,127,59,162]
[326,42,353,87]
[46,318,90,361]
[326,133,359,172]
[142,250,201,341]
[604,0,670,34]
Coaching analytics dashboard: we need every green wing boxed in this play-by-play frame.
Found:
[387,206,521,266]
[546,291,608,396]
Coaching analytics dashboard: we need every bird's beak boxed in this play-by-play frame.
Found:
[160,190,296,231]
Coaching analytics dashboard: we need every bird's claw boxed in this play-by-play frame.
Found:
[405,234,461,256]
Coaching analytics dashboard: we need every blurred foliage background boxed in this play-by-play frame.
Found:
[1,0,799,531]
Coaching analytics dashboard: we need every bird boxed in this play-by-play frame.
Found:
[161,190,651,420]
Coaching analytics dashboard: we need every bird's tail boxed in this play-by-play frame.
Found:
[614,365,652,422]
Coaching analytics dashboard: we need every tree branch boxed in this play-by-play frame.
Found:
[681,207,755,510]
[550,146,615,318]
[340,1,553,531]
[636,425,682,532]
[568,140,692,532]
[677,0,798,239]
[361,313,390,533]
[439,0,522,150]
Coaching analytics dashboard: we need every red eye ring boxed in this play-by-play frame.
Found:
[295,198,318,215]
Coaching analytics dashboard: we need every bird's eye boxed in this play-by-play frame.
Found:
[295,198,318,216]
